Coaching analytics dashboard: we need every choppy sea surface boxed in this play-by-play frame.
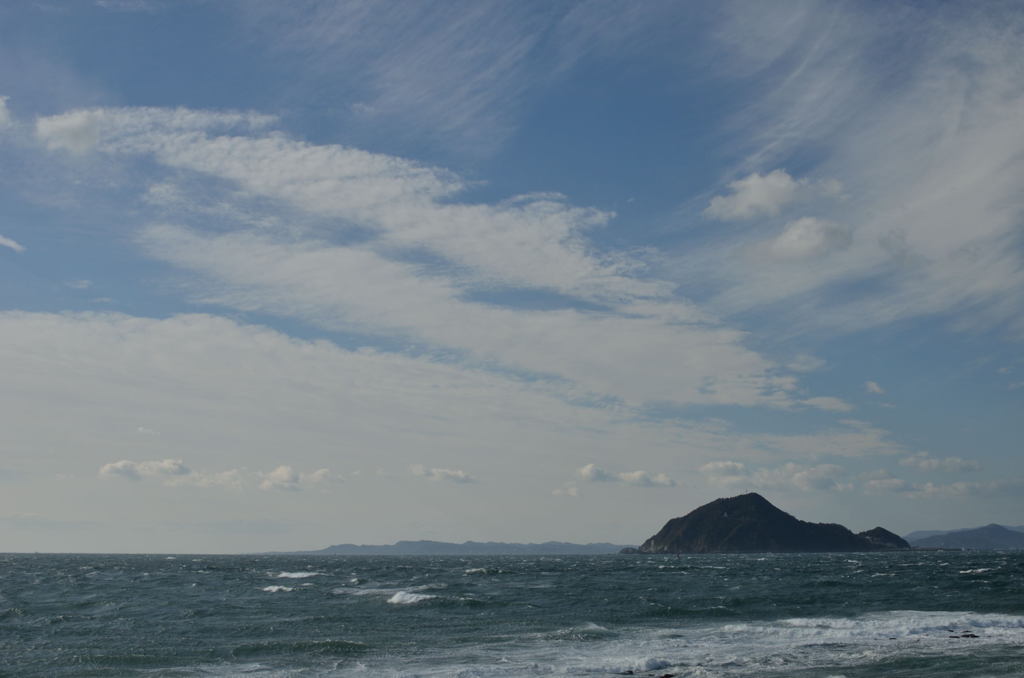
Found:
[1,551,1022,677]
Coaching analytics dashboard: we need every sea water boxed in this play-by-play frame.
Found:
[1,551,1022,676]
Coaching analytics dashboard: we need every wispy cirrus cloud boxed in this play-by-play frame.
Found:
[663,2,1024,343]
[0,234,24,253]
[235,2,696,154]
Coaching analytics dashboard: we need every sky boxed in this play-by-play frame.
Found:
[0,0,1022,554]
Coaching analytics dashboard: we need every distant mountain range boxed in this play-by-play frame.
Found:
[283,540,629,556]
[905,524,1024,550]
[633,493,909,554]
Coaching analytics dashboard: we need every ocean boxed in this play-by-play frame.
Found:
[1,551,1021,677]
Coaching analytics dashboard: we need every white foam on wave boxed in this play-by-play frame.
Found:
[275,571,324,579]
[959,567,994,574]
[387,591,437,605]
[332,583,442,598]
[720,610,1024,643]
[181,609,1024,678]
[261,585,293,593]
[567,611,1024,678]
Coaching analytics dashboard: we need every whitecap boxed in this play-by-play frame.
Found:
[275,571,324,579]
[387,591,437,605]
[960,568,994,574]
[261,585,293,593]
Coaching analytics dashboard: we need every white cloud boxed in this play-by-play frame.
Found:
[0,96,11,128]
[862,471,913,494]
[99,458,190,480]
[181,470,243,489]
[67,279,93,290]
[617,470,675,487]
[35,107,275,154]
[698,460,750,488]
[787,354,826,373]
[577,463,675,487]
[0,235,25,253]
[699,460,747,476]
[27,104,810,410]
[35,110,100,154]
[700,460,850,492]
[865,381,885,395]
[552,485,578,497]
[751,418,910,459]
[899,452,982,473]
[802,396,854,412]
[914,479,1024,497]
[704,169,799,221]
[861,469,1017,497]
[127,129,655,302]
[95,0,163,12]
[774,463,849,492]
[98,458,245,489]
[137,223,788,409]
[577,463,615,482]
[259,465,332,491]
[770,217,851,259]
[410,464,475,483]
[0,310,956,550]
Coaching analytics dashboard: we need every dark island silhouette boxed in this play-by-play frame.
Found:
[632,492,909,553]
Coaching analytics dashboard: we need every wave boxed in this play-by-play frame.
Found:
[260,585,293,592]
[543,621,619,642]
[718,610,1024,643]
[274,571,324,579]
[387,591,437,605]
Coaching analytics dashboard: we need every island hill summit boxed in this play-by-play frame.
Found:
[632,493,909,554]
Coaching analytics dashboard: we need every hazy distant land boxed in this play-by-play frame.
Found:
[905,524,1024,549]
[279,540,629,556]
[278,496,1022,556]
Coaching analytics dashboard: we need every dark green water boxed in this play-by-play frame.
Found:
[1,551,1022,676]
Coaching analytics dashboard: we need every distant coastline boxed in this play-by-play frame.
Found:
[273,540,630,556]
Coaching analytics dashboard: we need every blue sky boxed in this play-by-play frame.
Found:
[1,1,1021,553]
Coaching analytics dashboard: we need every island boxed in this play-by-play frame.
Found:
[632,492,910,553]
[908,524,1024,550]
